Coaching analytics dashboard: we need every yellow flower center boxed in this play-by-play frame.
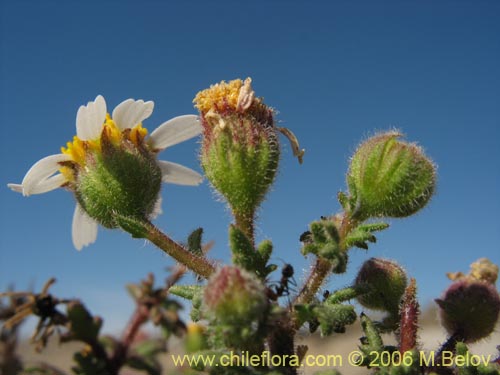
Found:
[59,114,148,181]
[193,78,244,113]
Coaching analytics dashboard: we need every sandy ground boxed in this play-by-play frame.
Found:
[11,311,500,375]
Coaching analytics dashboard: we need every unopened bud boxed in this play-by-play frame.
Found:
[203,266,267,325]
[355,258,408,315]
[436,279,500,342]
[347,131,436,220]
[194,78,279,219]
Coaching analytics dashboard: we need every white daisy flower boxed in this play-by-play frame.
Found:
[8,95,203,250]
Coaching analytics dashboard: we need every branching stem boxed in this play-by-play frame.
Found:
[292,213,357,329]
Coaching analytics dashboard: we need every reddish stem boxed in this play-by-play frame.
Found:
[399,278,419,352]
[109,304,149,372]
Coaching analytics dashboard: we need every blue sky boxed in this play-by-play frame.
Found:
[1,1,499,334]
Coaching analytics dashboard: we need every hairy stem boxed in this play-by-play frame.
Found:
[268,314,297,375]
[144,221,216,279]
[398,278,419,353]
[292,214,357,329]
[293,258,335,308]
[234,211,255,246]
[429,332,464,375]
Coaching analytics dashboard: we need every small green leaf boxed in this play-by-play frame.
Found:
[325,285,370,305]
[257,240,273,264]
[229,225,257,271]
[313,304,357,336]
[66,301,101,343]
[169,285,203,300]
[187,228,203,256]
[360,313,384,352]
[338,191,350,212]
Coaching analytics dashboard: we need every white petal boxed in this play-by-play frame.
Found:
[149,115,202,150]
[149,196,163,219]
[76,95,107,140]
[112,99,154,130]
[7,183,23,193]
[72,204,98,251]
[28,174,67,194]
[158,160,203,186]
[21,154,71,196]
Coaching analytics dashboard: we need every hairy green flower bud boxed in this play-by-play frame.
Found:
[74,125,162,228]
[194,78,279,222]
[436,280,500,342]
[355,258,408,315]
[203,265,268,325]
[347,131,436,220]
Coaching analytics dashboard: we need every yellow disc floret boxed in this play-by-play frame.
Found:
[61,136,88,166]
[129,123,148,145]
[193,78,244,113]
[60,113,149,179]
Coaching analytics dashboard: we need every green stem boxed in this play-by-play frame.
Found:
[234,210,255,246]
[144,221,216,279]
[293,258,335,308]
[292,214,357,329]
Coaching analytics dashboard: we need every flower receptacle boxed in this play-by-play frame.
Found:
[74,128,162,229]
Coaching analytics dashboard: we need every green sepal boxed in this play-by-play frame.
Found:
[169,285,203,300]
